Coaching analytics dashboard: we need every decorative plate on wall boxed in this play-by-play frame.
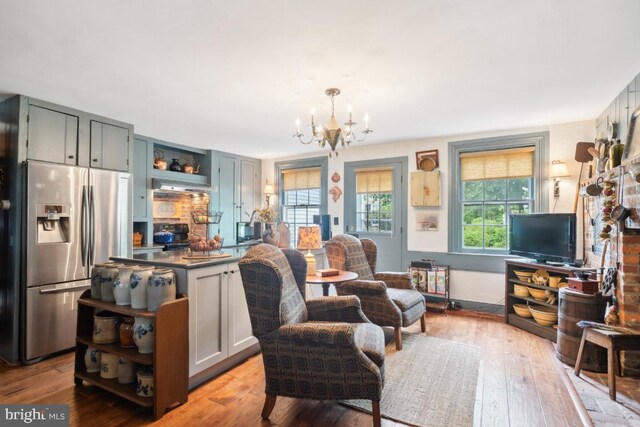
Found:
[331,172,341,183]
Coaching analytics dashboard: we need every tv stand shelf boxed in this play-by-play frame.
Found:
[504,260,578,343]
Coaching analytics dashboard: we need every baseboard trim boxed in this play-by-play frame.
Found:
[424,294,505,315]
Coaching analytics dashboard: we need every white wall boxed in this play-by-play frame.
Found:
[262,120,595,305]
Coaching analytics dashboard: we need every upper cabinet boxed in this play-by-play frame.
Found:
[218,154,260,242]
[27,105,79,166]
[23,96,133,172]
[133,136,152,221]
[410,171,441,206]
[90,121,130,172]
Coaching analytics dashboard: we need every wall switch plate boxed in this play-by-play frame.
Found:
[333,217,339,226]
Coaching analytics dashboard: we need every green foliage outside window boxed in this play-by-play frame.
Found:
[461,178,532,250]
[356,193,392,232]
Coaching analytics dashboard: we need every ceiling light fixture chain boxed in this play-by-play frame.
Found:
[293,88,373,157]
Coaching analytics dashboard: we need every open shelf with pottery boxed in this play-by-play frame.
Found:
[150,139,213,190]
[504,260,574,343]
[73,290,189,420]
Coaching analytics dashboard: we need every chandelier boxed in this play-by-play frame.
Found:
[293,88,373,157]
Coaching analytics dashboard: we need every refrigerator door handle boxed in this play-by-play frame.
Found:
[89,185,95,265]
[81,184,88,266]
[39,284,91,294]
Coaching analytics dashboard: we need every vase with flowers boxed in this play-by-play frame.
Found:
[254,206,279,246]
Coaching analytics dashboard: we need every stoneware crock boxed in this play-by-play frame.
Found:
[100,264,122,303]
[84,347,101,373]
[117,357,137,384]
[133,316,155,354]
[130,266,154,309]
[147,268,176,312]
[136,368,154,397]
[93,311,119,344]
[90,262,115,299]
[100,352,119,379]
[113,265,137,305]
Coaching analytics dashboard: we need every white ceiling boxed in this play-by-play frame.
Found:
[2,0,640,159]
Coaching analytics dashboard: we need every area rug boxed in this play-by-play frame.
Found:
[341,334,480,427]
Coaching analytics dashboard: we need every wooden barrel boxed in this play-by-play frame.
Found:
[556,288,611,372]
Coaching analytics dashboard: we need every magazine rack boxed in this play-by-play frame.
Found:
[409,259,450,311]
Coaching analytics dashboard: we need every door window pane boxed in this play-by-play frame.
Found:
[356,192,393,233]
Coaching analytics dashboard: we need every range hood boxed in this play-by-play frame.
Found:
[151,178,217,193]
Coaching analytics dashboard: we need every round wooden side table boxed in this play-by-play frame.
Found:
[306,271,358,297]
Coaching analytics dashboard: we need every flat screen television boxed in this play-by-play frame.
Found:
[509,213,576,264]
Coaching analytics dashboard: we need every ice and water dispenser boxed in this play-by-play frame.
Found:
[36,204,70,243]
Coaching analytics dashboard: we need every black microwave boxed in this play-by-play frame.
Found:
[236,222,262,242]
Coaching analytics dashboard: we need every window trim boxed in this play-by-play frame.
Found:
[274,156,328,224]
[448,132,549,254]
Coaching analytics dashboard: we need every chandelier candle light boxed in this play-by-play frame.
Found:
[297,225,322,276]
[294,88,373,157]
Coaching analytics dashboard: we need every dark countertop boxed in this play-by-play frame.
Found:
[133,244,165,251]
[111,247,251,269]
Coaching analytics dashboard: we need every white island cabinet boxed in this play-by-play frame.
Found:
[112,247,259,389]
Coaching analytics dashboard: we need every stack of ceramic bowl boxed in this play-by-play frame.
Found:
[513,303,533,318]
[529,306,558,326]
[527,287,547,301]
[514,270,534,282]
[514,284,529,298]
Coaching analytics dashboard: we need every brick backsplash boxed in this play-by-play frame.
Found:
[583,165,640,375]
[153,192,210,238]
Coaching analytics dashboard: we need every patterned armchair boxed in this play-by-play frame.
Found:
[325,234,426,350]
[238,244,385,427]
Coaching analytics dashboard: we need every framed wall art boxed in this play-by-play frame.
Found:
[416,213,439,231]
[415,149,439,171]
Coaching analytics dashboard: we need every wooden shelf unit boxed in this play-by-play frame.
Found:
[74,290,189,420]
[504,260,575,343]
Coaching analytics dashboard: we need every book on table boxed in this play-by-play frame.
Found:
[316,268,339,277]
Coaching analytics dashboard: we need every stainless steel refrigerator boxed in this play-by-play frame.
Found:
[23,160,131,361]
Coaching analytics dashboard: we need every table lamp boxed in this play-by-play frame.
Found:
[297,225,322,275]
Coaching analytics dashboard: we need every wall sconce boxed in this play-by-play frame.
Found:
[550,160,570,198]
[264,182,274,207]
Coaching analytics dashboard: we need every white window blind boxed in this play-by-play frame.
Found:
[460,147,534,181]
[356,168,392,193]
[283,167,321,191]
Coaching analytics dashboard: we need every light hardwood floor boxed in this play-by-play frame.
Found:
[2,310,632,426]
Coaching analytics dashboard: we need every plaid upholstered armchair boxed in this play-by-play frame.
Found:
[238,244,385,427]
[326,234,426,350]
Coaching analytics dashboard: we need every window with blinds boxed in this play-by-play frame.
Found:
[355,168,393,233]
[281,167,321,247]
[460,147,534,251]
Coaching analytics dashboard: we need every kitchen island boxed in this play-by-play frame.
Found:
[111,247,259,389]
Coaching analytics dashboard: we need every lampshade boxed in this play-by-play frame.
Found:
[264,184,274,195]
[550,160,570,178]
[297,225,322,251]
